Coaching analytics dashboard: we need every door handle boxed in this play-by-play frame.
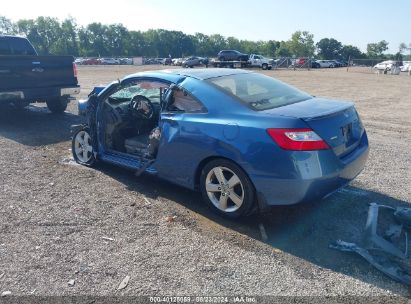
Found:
[32,67,44,73]
[0,69,10,73]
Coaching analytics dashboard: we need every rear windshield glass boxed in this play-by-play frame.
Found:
[0,39,11,55]
[10,38,36,55]
[0,37,36,55]
[207,73,312,111]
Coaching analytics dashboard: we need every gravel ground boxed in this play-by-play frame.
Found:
[0,65,410,299]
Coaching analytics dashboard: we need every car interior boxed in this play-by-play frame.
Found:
[102,80,169,158]
[102,80,207,159]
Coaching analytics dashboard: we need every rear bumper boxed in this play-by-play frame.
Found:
[0,85,80,103]
[61,87,80,96]
[250,132,369,208]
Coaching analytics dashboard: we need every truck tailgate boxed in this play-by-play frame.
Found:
[0,55,77,91]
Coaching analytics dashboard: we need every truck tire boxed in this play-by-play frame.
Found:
[262,63,268,70]
[46,97,68,114]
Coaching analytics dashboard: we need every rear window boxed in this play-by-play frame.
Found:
[0,37,36,55]
[0,39,11,55]
[11,38,36,55]
[207,73,312,111]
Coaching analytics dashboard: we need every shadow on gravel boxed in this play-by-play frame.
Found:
[0,105,82,146]
[96,164,410,296]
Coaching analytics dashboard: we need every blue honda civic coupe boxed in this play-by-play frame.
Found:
[72,69,369,218]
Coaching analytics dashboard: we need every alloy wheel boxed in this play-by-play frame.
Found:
[205,166,244,212]
[74,130,93,163]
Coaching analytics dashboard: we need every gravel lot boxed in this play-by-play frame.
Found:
[0,65,410,299]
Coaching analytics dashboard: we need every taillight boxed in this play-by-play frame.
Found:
[267,128,330,151]
[73,63,78,78]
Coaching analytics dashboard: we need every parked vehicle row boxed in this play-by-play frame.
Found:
[143,52,351,71]
[75,57,133,65]
[144,56,210,67]
[74,52,352,71]
[291,58,348,69]
[146,50,271,70]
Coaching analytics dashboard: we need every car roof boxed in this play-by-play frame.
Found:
[0,35,28,40]
[124,68,252,82]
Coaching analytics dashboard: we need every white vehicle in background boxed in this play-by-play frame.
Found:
[74,58,85,65]
[373,60,396,71]
[172,58,183,66]
[248,54,273,70]
[400,61,411,72]
[373,60,401,75]
[316,60,336,68]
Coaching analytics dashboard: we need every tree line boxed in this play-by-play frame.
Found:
[1,16,410,61]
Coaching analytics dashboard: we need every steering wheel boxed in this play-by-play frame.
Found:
[129,95,154,120]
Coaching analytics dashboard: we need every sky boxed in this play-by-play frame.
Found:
[2,0,410,54]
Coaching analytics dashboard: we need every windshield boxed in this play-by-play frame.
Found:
[109,81,169,104]
[207,73,312,111]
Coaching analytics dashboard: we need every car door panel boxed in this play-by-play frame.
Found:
[155,112,190,185]
[155,111,211,189]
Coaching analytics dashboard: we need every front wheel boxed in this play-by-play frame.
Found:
[262,63,268,70]
[72,128,96,166]
[46,97,68,114]
[200,159,255,218]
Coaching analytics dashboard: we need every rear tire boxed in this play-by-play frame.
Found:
[46,97,68,114]
[262,63,268,70]
[200,159,255,219]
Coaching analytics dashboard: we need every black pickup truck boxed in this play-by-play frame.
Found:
[0,35,80,113]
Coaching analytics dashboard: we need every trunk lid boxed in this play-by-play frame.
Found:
[264,97,365,157]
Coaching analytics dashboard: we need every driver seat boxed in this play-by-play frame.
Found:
[124,134,150,156]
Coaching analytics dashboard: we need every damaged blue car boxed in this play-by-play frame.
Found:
[72,69,369,218]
